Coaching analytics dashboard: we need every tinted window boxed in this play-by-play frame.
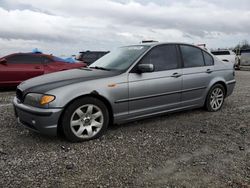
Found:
[211,51,230,55]
[203,52,214,66]
[42,57,53,63]
[6,55,42,64]
[241,49,250,54]
[139,45,179,71]
[80,52,109,65]
[180,45,205,68]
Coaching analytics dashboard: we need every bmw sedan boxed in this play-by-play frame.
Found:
[13,42,236,142]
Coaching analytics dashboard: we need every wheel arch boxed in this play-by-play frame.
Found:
[203,79,227,107]
[204,81,227,111]
[207,77,228,96]
[211,81,227,96]
[57,91,114,135]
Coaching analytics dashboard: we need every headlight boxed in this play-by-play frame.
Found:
[24,93,55,107]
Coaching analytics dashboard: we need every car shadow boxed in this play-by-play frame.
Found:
[108,108,204,131]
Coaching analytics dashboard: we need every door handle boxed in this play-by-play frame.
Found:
[206,69,213,73]
[171,72,182,78]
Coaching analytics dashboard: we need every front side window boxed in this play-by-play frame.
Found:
[6,54,42,64]
[180,45,205,68]
[139,44,179,71]
[6,55,27,64]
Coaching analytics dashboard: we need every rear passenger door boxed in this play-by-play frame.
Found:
[179,45,214,107]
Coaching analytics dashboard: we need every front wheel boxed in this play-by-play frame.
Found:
[61,97,109,142]
[205,84,225,112]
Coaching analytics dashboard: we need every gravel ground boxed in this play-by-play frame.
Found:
[0,71,250,188]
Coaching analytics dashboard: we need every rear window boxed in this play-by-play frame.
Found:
[52,56,67,62]
[211,51,230,55]
[241,49,250,54]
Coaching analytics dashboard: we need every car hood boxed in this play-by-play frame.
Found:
[18,68,121,94]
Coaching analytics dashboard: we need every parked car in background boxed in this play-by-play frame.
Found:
[211,50,239,69]
[239,49,250,66]
[76,51,109,65]
[13,42,235,142]
[0,53,87,87]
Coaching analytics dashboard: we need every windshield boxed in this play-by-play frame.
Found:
[90,45,149,71]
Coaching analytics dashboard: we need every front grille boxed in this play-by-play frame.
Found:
[16,89,24,102]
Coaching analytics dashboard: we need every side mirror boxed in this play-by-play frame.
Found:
[222,59,229,62]
[137,64,154,73]
[0,58,7,64]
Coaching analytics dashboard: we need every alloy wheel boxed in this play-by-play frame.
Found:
[210,87,224,111]
[70,104,104,139]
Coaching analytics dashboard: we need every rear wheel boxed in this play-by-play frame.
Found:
[62,97,109,142]
[205,84,225,112]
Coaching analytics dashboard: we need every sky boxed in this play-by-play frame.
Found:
[0,0,250,57]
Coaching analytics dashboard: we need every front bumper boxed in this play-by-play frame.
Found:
[13,97,63,136]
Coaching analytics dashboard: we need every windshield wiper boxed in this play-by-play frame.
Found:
[89,66,111,71]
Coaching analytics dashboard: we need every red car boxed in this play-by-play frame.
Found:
[0,53,87,87]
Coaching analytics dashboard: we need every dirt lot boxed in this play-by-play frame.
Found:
[0,71,250,188]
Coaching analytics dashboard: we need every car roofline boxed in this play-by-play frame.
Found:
[122,42,204,48]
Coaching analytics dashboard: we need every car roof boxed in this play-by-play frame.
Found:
[127,42,203,48]
[10,52,48,56]
[4,52,53,59]
[124,42,213,54]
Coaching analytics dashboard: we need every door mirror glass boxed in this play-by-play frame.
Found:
[0,58,7,64]
[137,64,154,73]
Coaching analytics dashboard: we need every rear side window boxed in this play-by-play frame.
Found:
[180,45,205,68]
[139,44,179,71]
[211,51,230,55]
[203,51,214,66]
[6,55,42,64]
[41,57,53,64]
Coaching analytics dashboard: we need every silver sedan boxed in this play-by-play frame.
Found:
[13,42,236,142]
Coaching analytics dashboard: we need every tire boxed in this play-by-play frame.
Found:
[205,84,225,112]
[61,97,109,142]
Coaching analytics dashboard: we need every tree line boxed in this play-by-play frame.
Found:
[235,40,250,50]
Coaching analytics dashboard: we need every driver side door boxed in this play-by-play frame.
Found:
[128,44,183,118]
